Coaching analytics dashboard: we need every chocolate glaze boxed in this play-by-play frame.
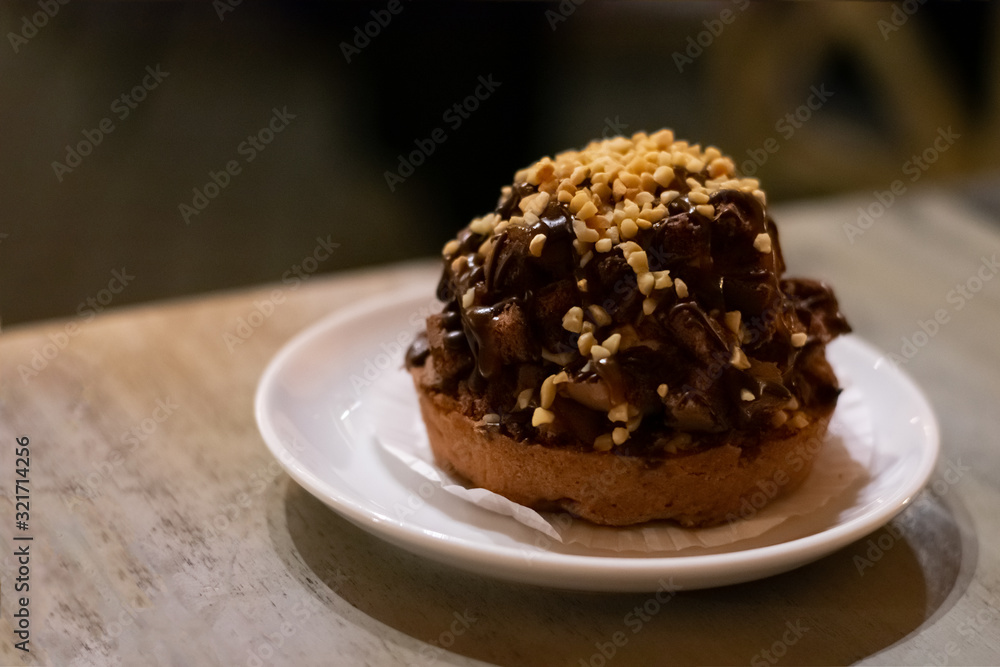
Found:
[410,179,850,456]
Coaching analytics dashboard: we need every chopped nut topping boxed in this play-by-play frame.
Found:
[626,250,649,274]
[478,238,493,257]
[620,218,639,240]
[590,345,611,361]
[529,233,546,257]
[660,190,680,205]
[516,388,533,410]
[435,130,806,438]
[577,201,598,220]
[786,396,800,411]
[569,165,589,185]
[612,179,627,200]
[708,157,735,178]
[484,413,501,424]
[637,272,655,296]
[594,433,614,451]
[753,232,772,254]
[730,346,751,370]
[790,412,810,429]
[608,403,629,422]
[638,205,666,223]
[540,375,558,409]
[619,171,640,189]
[771,410,789,427]
[725,311,742,335]
[519,192,550,217]
[653,165,675,187]
[462,287,475,308]
[469,213,497,235]
[652,270,672,290]
[588,305,612,327]
[532,407,555,427]
[569,190,591,214]
[562,306,584,333]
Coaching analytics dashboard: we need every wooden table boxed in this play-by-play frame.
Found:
[2,185,999,666]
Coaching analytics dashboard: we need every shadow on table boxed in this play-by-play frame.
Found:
[274,479,976,667]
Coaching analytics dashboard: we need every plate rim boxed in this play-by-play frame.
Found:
[255,285,941,587]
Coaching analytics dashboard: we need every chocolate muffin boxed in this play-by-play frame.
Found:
[405,129,850,527]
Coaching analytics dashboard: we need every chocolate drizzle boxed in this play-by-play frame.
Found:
[410,177,850,456]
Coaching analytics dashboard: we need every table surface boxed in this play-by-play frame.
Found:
[2,184,999,666]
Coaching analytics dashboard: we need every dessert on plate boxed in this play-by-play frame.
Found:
[405,129,850,527]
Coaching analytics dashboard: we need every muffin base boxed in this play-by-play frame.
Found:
[410,365,834,527]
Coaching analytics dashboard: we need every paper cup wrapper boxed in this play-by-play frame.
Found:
[373,368,873,553]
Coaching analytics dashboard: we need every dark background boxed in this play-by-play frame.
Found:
[1,1,997,326]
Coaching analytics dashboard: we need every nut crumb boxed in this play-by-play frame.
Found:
[529,233,546,257]
[753,232,772,253]
[532,407,555,427]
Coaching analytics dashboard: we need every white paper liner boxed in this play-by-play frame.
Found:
[372,368,874,553]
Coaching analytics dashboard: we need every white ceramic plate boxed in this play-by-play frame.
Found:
[255,283,940,592]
